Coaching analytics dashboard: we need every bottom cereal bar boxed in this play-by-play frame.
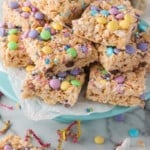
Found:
[0,134,42,150]
[0,24,32,67]
[22,68,85,106]
[86,64,145,107]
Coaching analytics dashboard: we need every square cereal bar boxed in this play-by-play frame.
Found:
[0,134,43,150]
[86,64,145,107]
[23,23,98,74]
[0,24,32,67]
[3,0,47,31]
[96,29,150,72]
[72,0,139,48]
[30,0,94,24]
[22,68,85,106]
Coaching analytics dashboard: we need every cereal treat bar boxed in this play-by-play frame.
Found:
[130,0,146,11]
[30,0,94,25]
[96,28,150,73]
[3,0,47,31]
[0,24,32,67]
[23,23,98,75]
[72,0,139,49]
[0,134,43,150]
[86,64,145,107]
[22,68,85,106]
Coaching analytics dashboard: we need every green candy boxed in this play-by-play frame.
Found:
[67,48,77,58]
[8,29,18,35]
[7,41,18,50]
[70,80,81,86]
[40,30,51,40]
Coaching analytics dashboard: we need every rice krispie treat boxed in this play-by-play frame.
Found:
[130,0,146,11]
[23,23,98,75]
[3,0,47,31]
[22,68,85,106]
[0,24,32,67]
[72,0,140,49]
[0,134,43,150]
[86,64,145,107]
[96,29,150,73]
[30,0,94,25]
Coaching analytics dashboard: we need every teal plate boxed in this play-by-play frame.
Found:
[0,71,145,123]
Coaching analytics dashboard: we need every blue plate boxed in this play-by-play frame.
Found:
[0,20,149,123]
[0,71,147,123]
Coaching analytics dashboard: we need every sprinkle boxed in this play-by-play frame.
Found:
[52,22,63,30]
[0,120,11,135]
[86,107,94,113]
[70,80,81,86]
[58,72,67,78]
[115,76,125,84]
[100,10,110,17]
[124,14,135,23]
[42,46,53,54]
[34,12,45,20]
[80,45,88,53]
[21,12,30,18]
[40,30,51,41]
[137,42,148,52]
[115,13,124,20]
[109,7,119,15]
[8,29,18,35]
[0,28,6,37]
[64,45,71,50]
[26,65,35,72]
[9,1,19,9]
[0,103,14,110]
[8,34,18,42]
[28,30,39,39]
[114,114,125,121]
[90,10,98,16]
[96,17,107,25]
[49,78,60,90]
[45,58,50,64]
[107,21,119,31]
[117,5,126,10]
[125,45,135,54]
[119,20,130,29]
[7,41,18,50]
[22,6,31,12]
[60,81,70,91]
[70,68,81,76]
[138,20,149,32]
[106,47,114,56]
[113,48,120,54]
[25,129,51,148]
[94,136,105,145]
[67,48,77,58]
[128,128,140,137]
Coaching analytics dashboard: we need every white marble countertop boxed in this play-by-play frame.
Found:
[0,96,150,150]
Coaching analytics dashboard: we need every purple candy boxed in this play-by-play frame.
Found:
[125,45,135,54]
[31,6,38,12]
[58,72,67,78]
[114,114,125,121]
[34,12,44,20]
[109,7,119,15]
[0,28,6,36]
[115,13,124,19]
[80,45,88,53]
[49,79,60,90]
[4,144,13,150]
[70,68,81,76]
[9,1,19,9]
[28,30,39,39]
[137,42,148,52]
[21,12,30,18]
[115,76,125,84]
[113,48,120,54]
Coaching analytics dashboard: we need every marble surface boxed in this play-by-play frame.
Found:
[0,96,150,150]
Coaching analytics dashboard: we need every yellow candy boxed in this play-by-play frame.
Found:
[94,136,105,145]
[61,81,70,91]
[119,20,130,29]
[26,65,35,72]
[124,14,135,23]
[36,27,43,33]
[22,7,31,12]
[96,17,107,25]
[42,46,53,54]
[100,79,107,84]
[107,21,119,31]
[52,22,63,30]
[8,35,18,42]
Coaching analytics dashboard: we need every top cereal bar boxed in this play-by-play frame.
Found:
[30,0,94,25]
[3,0,47,31]
[72,0,140,49]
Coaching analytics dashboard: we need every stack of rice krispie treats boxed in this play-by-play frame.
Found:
[0,0,149,107]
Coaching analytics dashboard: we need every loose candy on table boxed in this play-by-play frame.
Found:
[128,128,140,137]
[94,136,105,145]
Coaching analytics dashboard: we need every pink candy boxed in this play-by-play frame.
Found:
[49,79,60,90]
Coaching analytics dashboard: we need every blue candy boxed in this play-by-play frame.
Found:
[106,47,114,56]
[138,20,149,32]
[128,128,140,137]
[100,10,110,17]
[90,10,99,16]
